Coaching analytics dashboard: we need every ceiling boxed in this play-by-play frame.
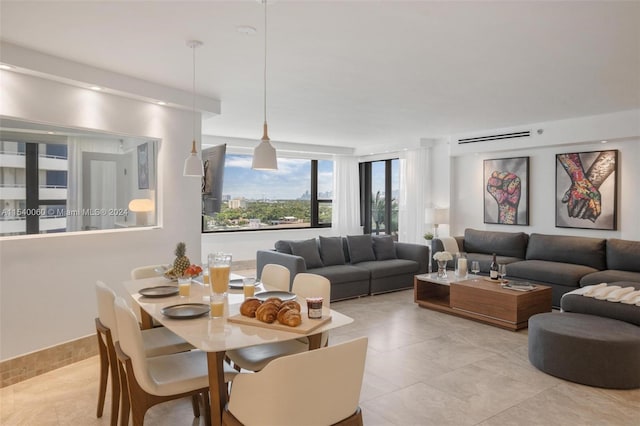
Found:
[1,1,639,149]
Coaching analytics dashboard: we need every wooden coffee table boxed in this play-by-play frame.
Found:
[414,273,552,331]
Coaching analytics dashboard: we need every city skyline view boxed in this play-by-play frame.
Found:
[221,154,333,200]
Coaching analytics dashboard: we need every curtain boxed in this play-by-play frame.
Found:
[331,155,362,235]
[398,147,430,244]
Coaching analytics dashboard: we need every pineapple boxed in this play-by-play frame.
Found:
[173,242,191,277]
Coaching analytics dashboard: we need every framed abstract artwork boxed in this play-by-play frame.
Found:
[556,149,618,230]
[483,157,529,225]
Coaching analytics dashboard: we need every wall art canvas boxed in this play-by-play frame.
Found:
[483,157,529,225]
[137,143,149,189]
[556,149,618,230]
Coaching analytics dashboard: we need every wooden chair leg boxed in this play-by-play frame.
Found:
[106,336,121,426]
[203,392,211,426]
[117,359,130,426]
[95,328,109,418]
[191,394,201,417]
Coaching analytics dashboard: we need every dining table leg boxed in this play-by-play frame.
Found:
[308,332,322,350]
[207,350,227,426]
[139,309,153,330]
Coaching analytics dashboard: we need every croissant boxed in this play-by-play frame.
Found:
[280,300,301,312]
[278,309,302,327]
[255,301,279,323]
[264,297,283,309]
[240,298,262,318]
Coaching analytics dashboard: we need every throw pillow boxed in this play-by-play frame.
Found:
[372,235,397,260]
[274,240,293,254]
[319,236,346,266]
[290,238,324,269]
[346,235,376,264]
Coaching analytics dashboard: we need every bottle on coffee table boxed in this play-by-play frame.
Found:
[489,253,499,280]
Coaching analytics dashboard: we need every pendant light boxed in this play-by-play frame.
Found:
[252,0,278,170]
[183,40,205,177]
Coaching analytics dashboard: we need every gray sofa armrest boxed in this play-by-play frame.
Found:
[256,250,307,289]
[395,242,429,274]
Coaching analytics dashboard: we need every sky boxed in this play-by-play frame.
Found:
[222,154,333,200]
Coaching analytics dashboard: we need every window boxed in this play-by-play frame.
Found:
[202,154,333,232]
[359,158,399,238]
[0,117,158,236]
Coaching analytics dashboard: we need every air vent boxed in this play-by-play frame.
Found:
[458,130,530,144]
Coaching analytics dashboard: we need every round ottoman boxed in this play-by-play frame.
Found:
[528,312,640,389]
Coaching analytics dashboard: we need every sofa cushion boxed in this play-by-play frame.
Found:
[561,284,640,326]
[318,236,346,266]
[526,233,606,270]
[347,235,376,264]
[580,270,640,286]
[607,239,640,273]
[463,229,528,259]
[274,240,293,254]
[354,259,419,279]
[307,264,370,285]
[290,238,323,269]
[507,260,598,288]
[372,235,397,261]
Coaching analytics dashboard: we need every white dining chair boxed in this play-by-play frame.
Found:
[225,273,331,372]
[94,281,194,426]
[130,264,165,280]
[223,337,368,426]
[259,263,290,291]
[114,296,238,426]
[291,273,331,347]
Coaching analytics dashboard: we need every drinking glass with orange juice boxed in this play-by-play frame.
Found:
[208,252,232,295]
[242,277,256,298]
[210,293,225,318]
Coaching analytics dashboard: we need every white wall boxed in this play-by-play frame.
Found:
[0,72,202,360]
[446,111,640,240]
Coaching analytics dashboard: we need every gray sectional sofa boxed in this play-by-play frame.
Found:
[256,235,429,301]
[433,229,640,307]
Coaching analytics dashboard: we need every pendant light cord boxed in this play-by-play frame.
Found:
[192,42,197,149]
[263,0,268,127]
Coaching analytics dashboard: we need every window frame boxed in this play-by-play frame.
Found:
[202,156,333,233]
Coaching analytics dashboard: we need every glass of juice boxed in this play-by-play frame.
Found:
[177,277,191,297]
[208,252,232,295]
[242,277,256,298]
[210,293,225,318]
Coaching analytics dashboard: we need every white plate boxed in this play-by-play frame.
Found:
[254,291,297,301]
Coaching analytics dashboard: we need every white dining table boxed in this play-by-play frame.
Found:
[123,276,354,426]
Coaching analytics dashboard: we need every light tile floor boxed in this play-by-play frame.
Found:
[1,289,638,425]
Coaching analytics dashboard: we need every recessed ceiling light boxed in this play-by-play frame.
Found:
[601,140,608,144]
[47,131,55,135]
[237,25,257,35]
[90,86,102,91]
[0,64,13,70]
[156,101,167,105]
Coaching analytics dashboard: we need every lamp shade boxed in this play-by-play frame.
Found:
[128,198,154,213]
[183,141,204,177]
[251,139,278,170]
[433,208,449,225]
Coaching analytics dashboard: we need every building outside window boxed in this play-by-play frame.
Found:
[202,154,333,232]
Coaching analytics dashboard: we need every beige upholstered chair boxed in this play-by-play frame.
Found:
[130,264,165,280]
[114,296,238,426]
[94,281,193,426]
[223,337,368,426]
[225,273,330,372]
[292,273,331,347]
[259,263,290,291]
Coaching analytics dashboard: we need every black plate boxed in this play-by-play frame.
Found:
[229,278,245,289]
[254,291,297,301]
[161,303,210,319]
[139,285,179,298]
